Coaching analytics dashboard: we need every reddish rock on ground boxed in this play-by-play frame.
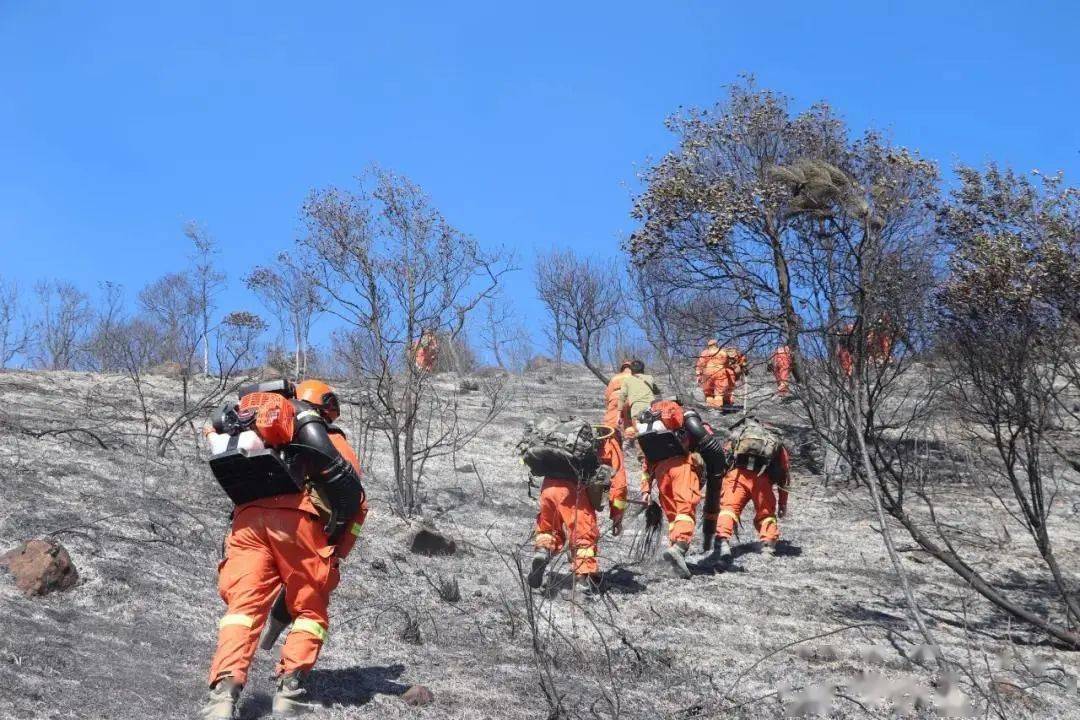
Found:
[400,684,435,707]
[0,537,79,597]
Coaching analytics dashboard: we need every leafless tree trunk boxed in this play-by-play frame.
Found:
[535,248,622,385]
[139,272,202,376]
[155,311,265,457]
[0,277,28,369]
[298,167,511,516]
[33,280,92,370]
[245,258,324,380]
[184,221,225,378]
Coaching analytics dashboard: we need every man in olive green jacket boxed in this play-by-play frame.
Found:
[618,359,660,434]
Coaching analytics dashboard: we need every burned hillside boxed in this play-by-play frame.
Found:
[2,363,1079,719]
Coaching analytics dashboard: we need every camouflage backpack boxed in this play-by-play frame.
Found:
[729,419,782,473]
[517,416,600,480]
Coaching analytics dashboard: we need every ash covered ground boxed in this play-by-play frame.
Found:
[1,365,1078,719]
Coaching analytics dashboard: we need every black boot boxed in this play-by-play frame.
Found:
[527,549,551,589]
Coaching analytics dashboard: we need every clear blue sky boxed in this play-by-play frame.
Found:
[2,1,1077,346]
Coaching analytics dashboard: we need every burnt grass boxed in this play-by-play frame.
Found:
[1,367,1080,719]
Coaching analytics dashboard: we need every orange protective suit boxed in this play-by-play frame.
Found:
[644,455,702,545]
[837,324,855,377]
[600,371,630,522]
[698,344,746,407]
[597,435,628,521]
[533,478,601,576]
[207,432,367,686]
[696,343,730,407]
[716,447,789,543]
[414,333,438,372]
[770,345,792,396]
[603,371,630,431]
[868,328,893,365]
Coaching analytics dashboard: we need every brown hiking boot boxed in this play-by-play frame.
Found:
[271,671,317,718]
[199,676,240,720]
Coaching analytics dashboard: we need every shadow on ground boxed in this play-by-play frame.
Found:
[312,663,409,705]
[239,664,408,717]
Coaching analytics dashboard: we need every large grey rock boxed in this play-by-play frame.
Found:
[1,538,78,597]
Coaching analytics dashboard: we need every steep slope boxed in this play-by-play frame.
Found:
[0,367,1077,719]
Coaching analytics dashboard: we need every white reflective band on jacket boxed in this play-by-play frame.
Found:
[291,618,327,642]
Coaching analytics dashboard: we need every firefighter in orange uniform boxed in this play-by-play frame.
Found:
[597,361,631,535]
[769,345,793,398]
[837,324,855,377]
[527,426,625,594]
[635,400,726,579]
[201,380,367,720]
[414,330,439,372]
[705,420,790,567]
[696,340,731,408]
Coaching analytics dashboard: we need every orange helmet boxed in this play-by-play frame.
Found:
[295,379,340,422]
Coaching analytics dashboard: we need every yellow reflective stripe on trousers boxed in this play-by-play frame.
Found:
[219,614,254,629]
[575,547,596,558]
[291,618,327,642]
[720,509,741,524]
[612,498,628,510]
[760,516,777,528]
[668,513,694,531]
[534,532,555,542]
[350,522,363,536]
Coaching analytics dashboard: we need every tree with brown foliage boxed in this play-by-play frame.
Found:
[937,165,1080,640]
[630,78,852,375]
